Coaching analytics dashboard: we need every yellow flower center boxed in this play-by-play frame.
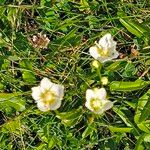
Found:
[95,41,109,56]
[40,90,56,105]
[90,98,103,111]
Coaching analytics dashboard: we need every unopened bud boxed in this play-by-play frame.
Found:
[101,77,108,85]
[88,116,94,124]
[91,60,100,69]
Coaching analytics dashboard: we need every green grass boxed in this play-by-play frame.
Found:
[0,0,150,149]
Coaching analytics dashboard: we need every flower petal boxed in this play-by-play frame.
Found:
[86,89,95,102]
[93,108,104,115]
[40,77,53,92]
[37,101,50,112]
[110,50,119,59]
[91,100,113,114]
[94,88,107,100]
[89,46,100,59]
[103,100,113,111]
[51,84,64,100]
[31,86,41,101]
[50,99,62,110]
[97,56,113,63]
[85,100,93,112]
[99,33,116,51]
[98,34,111,48]
[85,89,96,112]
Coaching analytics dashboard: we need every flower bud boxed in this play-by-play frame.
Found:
[91,60,100,69]
[88,116,94,124]
[101,77,108,85]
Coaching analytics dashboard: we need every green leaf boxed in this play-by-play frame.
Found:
[56,107,83,127]
[40,0,46,7]
[20,60,36,83]
[8,55,19,61]
[0,0,6,5]
[134,134,145,150]
[144,134,150,142]
[134,90,150,123]
[109,79,149,91]
[1,119,24,135]
[56,106,83,120]
[124,101,136,109]
[48,137,57,149]
[0,93,25,111]
[122,61,137,78]
[5,99,25,111]
[60,28,78,47]
[22,71,36,84]
[106,61,126,71]
[145,59,150,66]
[113,107,132,127]
[139,97,150,122]
[0,35,9,48]
[80,0,90,11]
[61,117,81,127]
[20,60,33,70]
[36,143,47,150]
[82,125,95,139]
[119,18,147,38]
[0,82,4,90]
[7,8,17,27]
[113,106,139,135]
[109,126,132,133]
[137,123,150,133]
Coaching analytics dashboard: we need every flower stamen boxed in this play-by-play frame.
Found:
[94,41,108,56]
[40,90,56,105]
[90,98,103,111]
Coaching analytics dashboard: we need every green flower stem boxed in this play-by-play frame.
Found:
[97,63,102,85]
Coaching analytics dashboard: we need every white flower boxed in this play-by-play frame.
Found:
[89,33,119,63]
[31,77,64,112]
[85,88,113,114]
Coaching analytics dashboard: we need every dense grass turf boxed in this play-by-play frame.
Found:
[0,0,150,149]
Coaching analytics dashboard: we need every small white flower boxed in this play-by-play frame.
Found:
[89,33,119,63]
[31,78,64,112]
[85,88,113,114]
